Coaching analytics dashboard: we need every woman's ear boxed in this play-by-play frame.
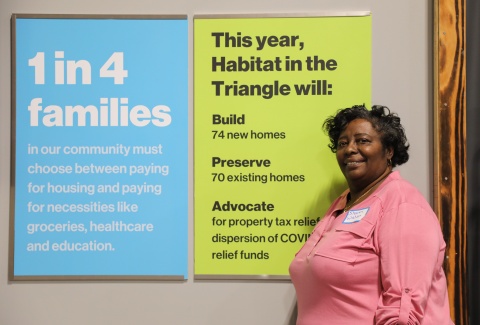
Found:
[386,147,394,160]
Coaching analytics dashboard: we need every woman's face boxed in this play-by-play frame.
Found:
[336,118,393,190]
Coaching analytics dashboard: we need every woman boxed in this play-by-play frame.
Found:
[289,105,453,324]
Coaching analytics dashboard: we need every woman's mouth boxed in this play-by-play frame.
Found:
[346,161,363,166]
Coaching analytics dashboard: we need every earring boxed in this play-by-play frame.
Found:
[387,158,392,166]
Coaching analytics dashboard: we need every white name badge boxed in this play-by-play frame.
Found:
[343,208,370,224]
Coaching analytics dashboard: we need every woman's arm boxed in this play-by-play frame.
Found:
[375,202,445,325]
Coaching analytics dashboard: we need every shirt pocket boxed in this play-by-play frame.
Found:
[313,219,375,263]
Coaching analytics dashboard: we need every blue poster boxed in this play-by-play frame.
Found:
[12,16,188,279]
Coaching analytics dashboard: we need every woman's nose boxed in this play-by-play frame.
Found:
[345,141,358,153]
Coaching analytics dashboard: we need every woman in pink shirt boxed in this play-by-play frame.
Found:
[289,105,454,324]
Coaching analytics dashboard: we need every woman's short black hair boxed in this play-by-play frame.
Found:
[322,104,409,167]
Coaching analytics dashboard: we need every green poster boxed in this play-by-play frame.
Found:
[194,13,371,278]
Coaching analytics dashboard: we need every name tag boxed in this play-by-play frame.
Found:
[343,208,369,224]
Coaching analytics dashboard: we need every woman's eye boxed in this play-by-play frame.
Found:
[357,138,369,144]
[337,141,347,148]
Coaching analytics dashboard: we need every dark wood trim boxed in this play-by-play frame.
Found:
[434,0,468,323]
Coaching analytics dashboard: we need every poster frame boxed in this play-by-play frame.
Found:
[192,11,371,281]
[9,13,188,281]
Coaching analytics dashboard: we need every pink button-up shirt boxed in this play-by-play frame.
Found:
[289,171,453,324]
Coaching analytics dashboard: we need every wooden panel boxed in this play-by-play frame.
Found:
[434,0,467,324]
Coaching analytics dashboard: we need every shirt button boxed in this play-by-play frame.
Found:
[404,289,410,293]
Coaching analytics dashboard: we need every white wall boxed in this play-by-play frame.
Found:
[0,1,431,324]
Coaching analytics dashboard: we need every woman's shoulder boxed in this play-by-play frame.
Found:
[377,171,432,209]
[375,171,445,245]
